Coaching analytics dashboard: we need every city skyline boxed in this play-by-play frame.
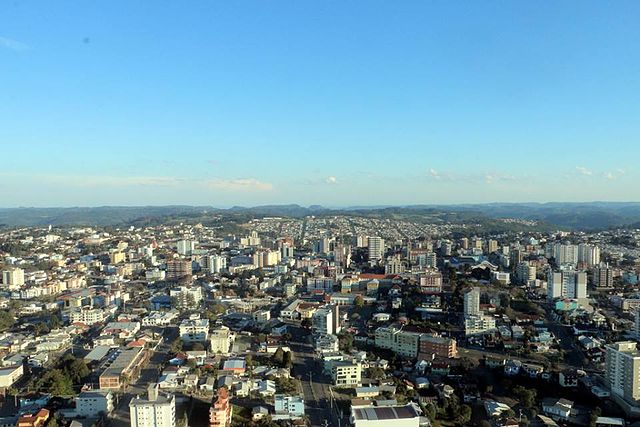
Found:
[2,1,640,206]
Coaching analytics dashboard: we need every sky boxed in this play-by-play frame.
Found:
[1,1,640,207]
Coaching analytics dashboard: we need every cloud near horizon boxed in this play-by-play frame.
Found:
[207,178,273,192]
[0,172,273,192]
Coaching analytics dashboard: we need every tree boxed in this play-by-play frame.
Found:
[49,314,61,330]
[273,348,285,366]
[63,357,90,384]
[422,403,436,422]
[354,295,364,309]
[589,407,602,427]
[170,338,183,354]
[283,351,292,369]
[338,332,353,352]
[0,310,15,332]
[457,404,472,424]
[192,342,205,351]
[40,369,74,396]
[368,367,386,380]
[513,386,537,409]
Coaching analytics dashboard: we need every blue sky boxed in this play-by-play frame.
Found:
[1,1,639,207]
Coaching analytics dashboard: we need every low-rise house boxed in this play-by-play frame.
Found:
[222,359,246,375]
[252,406,270,421]
[504,359,522,376]
[256,379,276,397]
[484,400,512,418]
[559,369,579,387]
[521,363,544,378]
[274,395,305,419]
[542,398,573,421]
[0,364,23,389]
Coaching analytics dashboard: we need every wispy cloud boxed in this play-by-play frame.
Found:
[0,172,274,192]
[575,166,592,176]
[428,168,520,185]
[207,178,273,192]
[0,36,29,52]
[484,173,517,184]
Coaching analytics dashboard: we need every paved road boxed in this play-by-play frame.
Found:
[289,326,345,427]
[107,328,175,426]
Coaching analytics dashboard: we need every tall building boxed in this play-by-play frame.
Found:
[460,238,469,250]
[201,255,227,274]
[177,239,196,256]
[578,244,600,267]
[605,342,640,404]
[516,262,536,285]
[440,241,452,256]
[487,239,499,253]
[547,270,587,300]
[166,260,192,280]
[312,305,340,336]
[594,265,613,288]
[334,243,351,267]
[463,287,496,336]
[547,243,579,266]
[464,288,481,316]
[385,256,405,274]
[281,244,295,259]
[2,268,25,288]
[209,387,232,427]
[129,384,176,427]
[368,237,385,261]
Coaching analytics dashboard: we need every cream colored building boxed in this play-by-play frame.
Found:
[605,341,640,403]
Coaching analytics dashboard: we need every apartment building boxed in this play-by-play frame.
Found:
[129,384,176,427]
[374,326,421,358]
[605,341,640,403]
[419,335,458,359]
[179,318,210,343]
[331,360,362,387]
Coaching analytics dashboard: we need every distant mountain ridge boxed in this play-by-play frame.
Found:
[1,202,640,230]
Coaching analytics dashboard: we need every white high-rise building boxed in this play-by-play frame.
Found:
[368,237,385,261]
[547,270,587,300]
[605,342,640,404]
[177,240,196,256]
[312,305,340,335]
[201,255,227,274]
[516,262,536,285]
[464,287,481,316]
[578,244,600,267]
[545,243,579,266]
[129,384,176,427]
[2,268,25,288]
